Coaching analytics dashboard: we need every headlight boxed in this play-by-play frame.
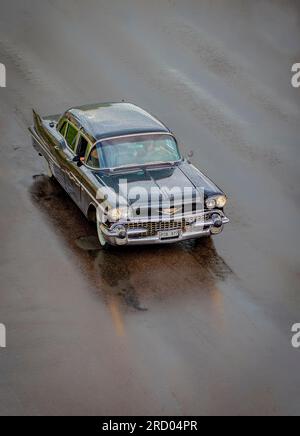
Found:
[206,195,227,210]
[216,195,227,208]
[108,207,132,222]
[206,198,216,210]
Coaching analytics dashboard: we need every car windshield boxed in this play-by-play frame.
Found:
[90,134,181,169]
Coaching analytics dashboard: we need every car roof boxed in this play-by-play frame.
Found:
[64,102,170,143]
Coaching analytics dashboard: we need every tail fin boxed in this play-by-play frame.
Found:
[32,109,43,129]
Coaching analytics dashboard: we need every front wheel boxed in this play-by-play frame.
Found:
[46,161,54,179]
[97,219,108,248]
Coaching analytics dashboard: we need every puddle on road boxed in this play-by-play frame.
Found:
[31,173,64,200]
[30,174,233,315]
[75,235,101,251]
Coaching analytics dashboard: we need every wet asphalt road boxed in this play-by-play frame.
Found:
[0,0,299,416]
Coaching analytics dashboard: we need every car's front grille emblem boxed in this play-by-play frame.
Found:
[161,207,180,215]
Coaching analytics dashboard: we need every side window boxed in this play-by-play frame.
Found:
[59,120,67,137]
[76,135,89,158]
[65,123,78,151]
[86,146,100,168]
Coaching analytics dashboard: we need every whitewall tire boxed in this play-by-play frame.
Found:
[97,219,107,247]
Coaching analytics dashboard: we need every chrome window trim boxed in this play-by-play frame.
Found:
[58,119,68,137]
[60,119,93,159]
[75,131,93,160]
[94,131,176,144]
[56,117,76,156]
[65,121,79,153]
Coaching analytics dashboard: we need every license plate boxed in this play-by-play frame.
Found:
[159,230,180,239]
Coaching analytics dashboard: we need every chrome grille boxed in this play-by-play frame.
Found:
[127,219,186,237]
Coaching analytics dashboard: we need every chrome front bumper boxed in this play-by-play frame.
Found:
[100,211,229,246]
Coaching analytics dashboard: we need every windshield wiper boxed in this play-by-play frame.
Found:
[109,164,145,173]
[110,160,179,172]
[145,160,179,167]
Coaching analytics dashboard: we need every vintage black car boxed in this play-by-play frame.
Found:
[29,102,229,246]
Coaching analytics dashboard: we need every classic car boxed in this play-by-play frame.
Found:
[29,102,229,247]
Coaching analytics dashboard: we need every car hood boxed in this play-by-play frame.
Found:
[93,161,223,207]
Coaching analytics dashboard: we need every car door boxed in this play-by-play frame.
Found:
[52,119,69,188]
[63,122,82,205]
[68,133,90,211]
[79,144,110,220]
